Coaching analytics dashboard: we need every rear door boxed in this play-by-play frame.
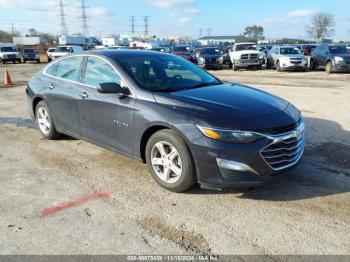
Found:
[77,56,136,155]
[44,56,83,136]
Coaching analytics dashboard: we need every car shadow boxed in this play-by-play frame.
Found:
[0,117,76,140]
[188,116,350,201]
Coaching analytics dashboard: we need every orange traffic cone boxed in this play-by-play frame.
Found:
[4,68,13,86]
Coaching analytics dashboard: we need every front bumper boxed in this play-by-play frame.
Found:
[333,63,350,72]
[280,61,308,70]
[190,121,305,189]
[234,59,262,67]
[24,56,40,61]
[1,57,21,63]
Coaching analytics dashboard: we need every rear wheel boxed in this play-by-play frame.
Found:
[309,59,315,70]
[326,61,333,74]
[35,101,61,140]
[146,129,196,192]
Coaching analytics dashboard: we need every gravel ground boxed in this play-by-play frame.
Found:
[0,64,349,256]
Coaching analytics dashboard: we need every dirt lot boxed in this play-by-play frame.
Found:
[0,63,349,255]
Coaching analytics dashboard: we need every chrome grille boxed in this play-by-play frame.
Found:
[260,123,305,170]
[250,54,258,59]
[241,54,249,60]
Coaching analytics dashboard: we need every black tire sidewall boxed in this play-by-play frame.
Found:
[145,130,196,192]
[35,101,60,140]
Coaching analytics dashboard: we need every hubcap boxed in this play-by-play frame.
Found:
[37,107,51,135]
[151,141,182,184]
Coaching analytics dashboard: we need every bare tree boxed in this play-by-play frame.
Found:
[243,25,264,42]
[305,12,335,40]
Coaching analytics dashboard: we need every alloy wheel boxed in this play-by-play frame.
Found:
[37,107,51,135]
[151,141,182,184]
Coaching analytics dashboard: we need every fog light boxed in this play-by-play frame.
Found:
[216,158,260,175]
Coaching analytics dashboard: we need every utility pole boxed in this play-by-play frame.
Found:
[11,23,15,37]
[207,28,212,44]
[143,16,150,37]
[80,0,89,37]
[130,16,136,36]
[199,28,202,39]
[58,0,68,36]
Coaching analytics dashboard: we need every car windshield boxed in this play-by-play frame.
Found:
[55,47,70,52]
[201,48,222,55]
[0,47,17,52]
[280,47,301,55]
[24,49,37,53]
[235,44,257,51]
[174,46,191,52]
[329,46,349,54]
[116,54,221,92]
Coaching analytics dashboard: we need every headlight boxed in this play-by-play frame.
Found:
[334,56,344,63]
[197,126,263,143]
[218,56,224,64]
[259,53,264,59]
[198,57,205,64]
[3,54,8,58]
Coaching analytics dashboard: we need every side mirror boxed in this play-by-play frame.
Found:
[97,82,130,95]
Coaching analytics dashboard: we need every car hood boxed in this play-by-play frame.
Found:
[200,54,221,59]
[332,54,350,59]
[281,54,305,59]
[154,83,300,130]
[173,51,191,56]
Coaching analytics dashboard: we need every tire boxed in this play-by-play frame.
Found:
[309,59,315,70]
[257,65,263,70]
[23,60,27,64]
[35,101,61,140]
[276,61,282,72]
[266,60,271,69]
[326,61,333,74]
[145,129,196,192]
[36,59,41,63]
[232,63,238,71]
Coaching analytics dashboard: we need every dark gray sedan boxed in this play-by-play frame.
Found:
[26,50,304,192]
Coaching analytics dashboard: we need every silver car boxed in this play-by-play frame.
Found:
[267,46,308,71]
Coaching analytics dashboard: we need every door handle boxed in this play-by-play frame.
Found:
[49,84,54,89]
[80,92,88,99]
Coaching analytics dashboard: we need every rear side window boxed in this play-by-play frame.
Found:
[82,56,121,87]
[46,62,59,76]
[56,56,83,81]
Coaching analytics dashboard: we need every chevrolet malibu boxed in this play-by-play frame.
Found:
[26,50,305,192]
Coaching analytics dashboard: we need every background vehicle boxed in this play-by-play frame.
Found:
[0,43,21,64]
[51,45,83,60]
[197,47,224,69]
[46,47,56,62]
[310,44,350,73]
[299,44,317,56]
[171,45,194,62]
[267,46,308,71]
[22,48,40,63]
[229,43,262,71]
[26,50,303,192]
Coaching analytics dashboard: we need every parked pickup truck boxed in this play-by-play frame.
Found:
[229,43,262,71]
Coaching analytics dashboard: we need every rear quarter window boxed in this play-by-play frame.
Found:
[45,62,59,77]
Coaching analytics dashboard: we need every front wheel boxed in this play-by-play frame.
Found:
[276,61,282,72]
[232,63,238,71]
[35,101,61,140]
[326,62,333,74]
[146,129,196,192]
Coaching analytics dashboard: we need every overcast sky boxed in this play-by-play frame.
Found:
[0,0,349,40]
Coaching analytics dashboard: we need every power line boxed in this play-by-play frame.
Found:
[58,0,68,36]
[80,0,89,37]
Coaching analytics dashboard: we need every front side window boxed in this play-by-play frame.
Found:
[329,46,348,54]
[56,56,83,81]
[116,54,221,92]
[83,57,121,87]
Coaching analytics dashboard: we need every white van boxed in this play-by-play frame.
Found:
[51,45,84,60]
[0,43,21,64]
